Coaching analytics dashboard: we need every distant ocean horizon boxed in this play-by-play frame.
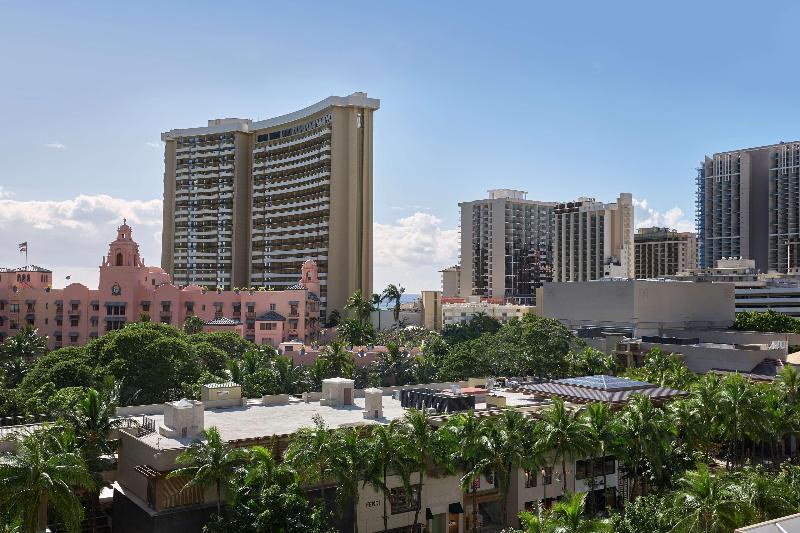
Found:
[375,293,420,309]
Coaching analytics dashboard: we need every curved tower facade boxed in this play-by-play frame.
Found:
[161,92,378,321]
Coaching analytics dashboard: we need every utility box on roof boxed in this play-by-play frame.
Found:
[201,382,242,402]
[158,399,204,439]
[320,377,355,407]
[362,388,383,419]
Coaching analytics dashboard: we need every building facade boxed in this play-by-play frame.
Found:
[439,265,461,298]
[161,92,379,321]
[441,297,537,327]
[420,290,442,331]
[459,189,556,304]
[696,141,800,272]
[539,278,735,337]
[0,223,320,349]
[634,227,697,278]
[553,193,634,281]
[671,257,800,317]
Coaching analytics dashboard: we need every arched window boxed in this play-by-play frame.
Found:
[116,252,124,266]
[307,271,312,281]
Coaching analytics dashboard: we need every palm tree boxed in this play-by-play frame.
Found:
[550,492,609,533]
[319,342,354,378]
[371,293,384,330]
[64,385,120,533]
[478,410,535,527]
[0,428,95,533]
[612,394,674,499]
[585,402,614,515]
[364,421,411,532]
[238,445,295,498]
[670,463,746,533]
[717,373,763,469]
[375,343,411,386]
[381,284,406,326]
[285,415,335,512]
[735,466,794,523]
[776,364,800,404]
[345,290,374,326]
[0,325,48,387]
[2,325,48,362]
[442,411,488,533]
[272,356,309,394]
[403,409,436,531]
[518,508,553,533]
[329,427,369,533]
[540,397,592,494]
[167,426,246,516]
[688,373,721,462]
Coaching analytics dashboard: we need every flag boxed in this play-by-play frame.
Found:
[18,242,27,253]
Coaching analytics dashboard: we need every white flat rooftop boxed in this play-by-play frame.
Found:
[130,389,547,450]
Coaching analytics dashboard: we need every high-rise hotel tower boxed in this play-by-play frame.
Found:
[459,189,556,304]
[696,141,800,272]
[553,193,634,282]
[161,92,379,320]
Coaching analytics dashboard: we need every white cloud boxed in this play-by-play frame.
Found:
[373,212,459,292]
[45,142,66,150]
[146,142,163,149]
[0,194,456,293]
[0,193,163,288]
[633,198,695,233]
[0,187,12,199]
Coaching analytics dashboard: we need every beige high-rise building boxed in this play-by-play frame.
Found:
[439,265,460,298]
[553,193,634,281]
[696,141,800,272]
[634,227,697,279]
[459,189,556,304]
[161,92,379,321]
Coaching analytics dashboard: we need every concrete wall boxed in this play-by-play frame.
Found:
[663,328,800,347]
[641,341,785,374]
[541,280,735,335]
[541,281,636,327]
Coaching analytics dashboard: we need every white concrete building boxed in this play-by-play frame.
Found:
[442,297,536,327]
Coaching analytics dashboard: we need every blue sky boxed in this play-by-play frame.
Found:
[2,1,799,291]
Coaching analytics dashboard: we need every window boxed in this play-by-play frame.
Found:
[10,304,19,313]
[70,318,79,327]
[142,302,150,312]
[259,323,275,331]
[543,468,552,486]
[524,469,537,488]
[105,319,126,332]
[389,485,420,514]
[575,456,615,480]
[269,303,276,311]
[105,303,126,316]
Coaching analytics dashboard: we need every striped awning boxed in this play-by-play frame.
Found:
[522,382,687,404]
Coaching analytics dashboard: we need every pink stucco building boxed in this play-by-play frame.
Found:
[0,222,320,349]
